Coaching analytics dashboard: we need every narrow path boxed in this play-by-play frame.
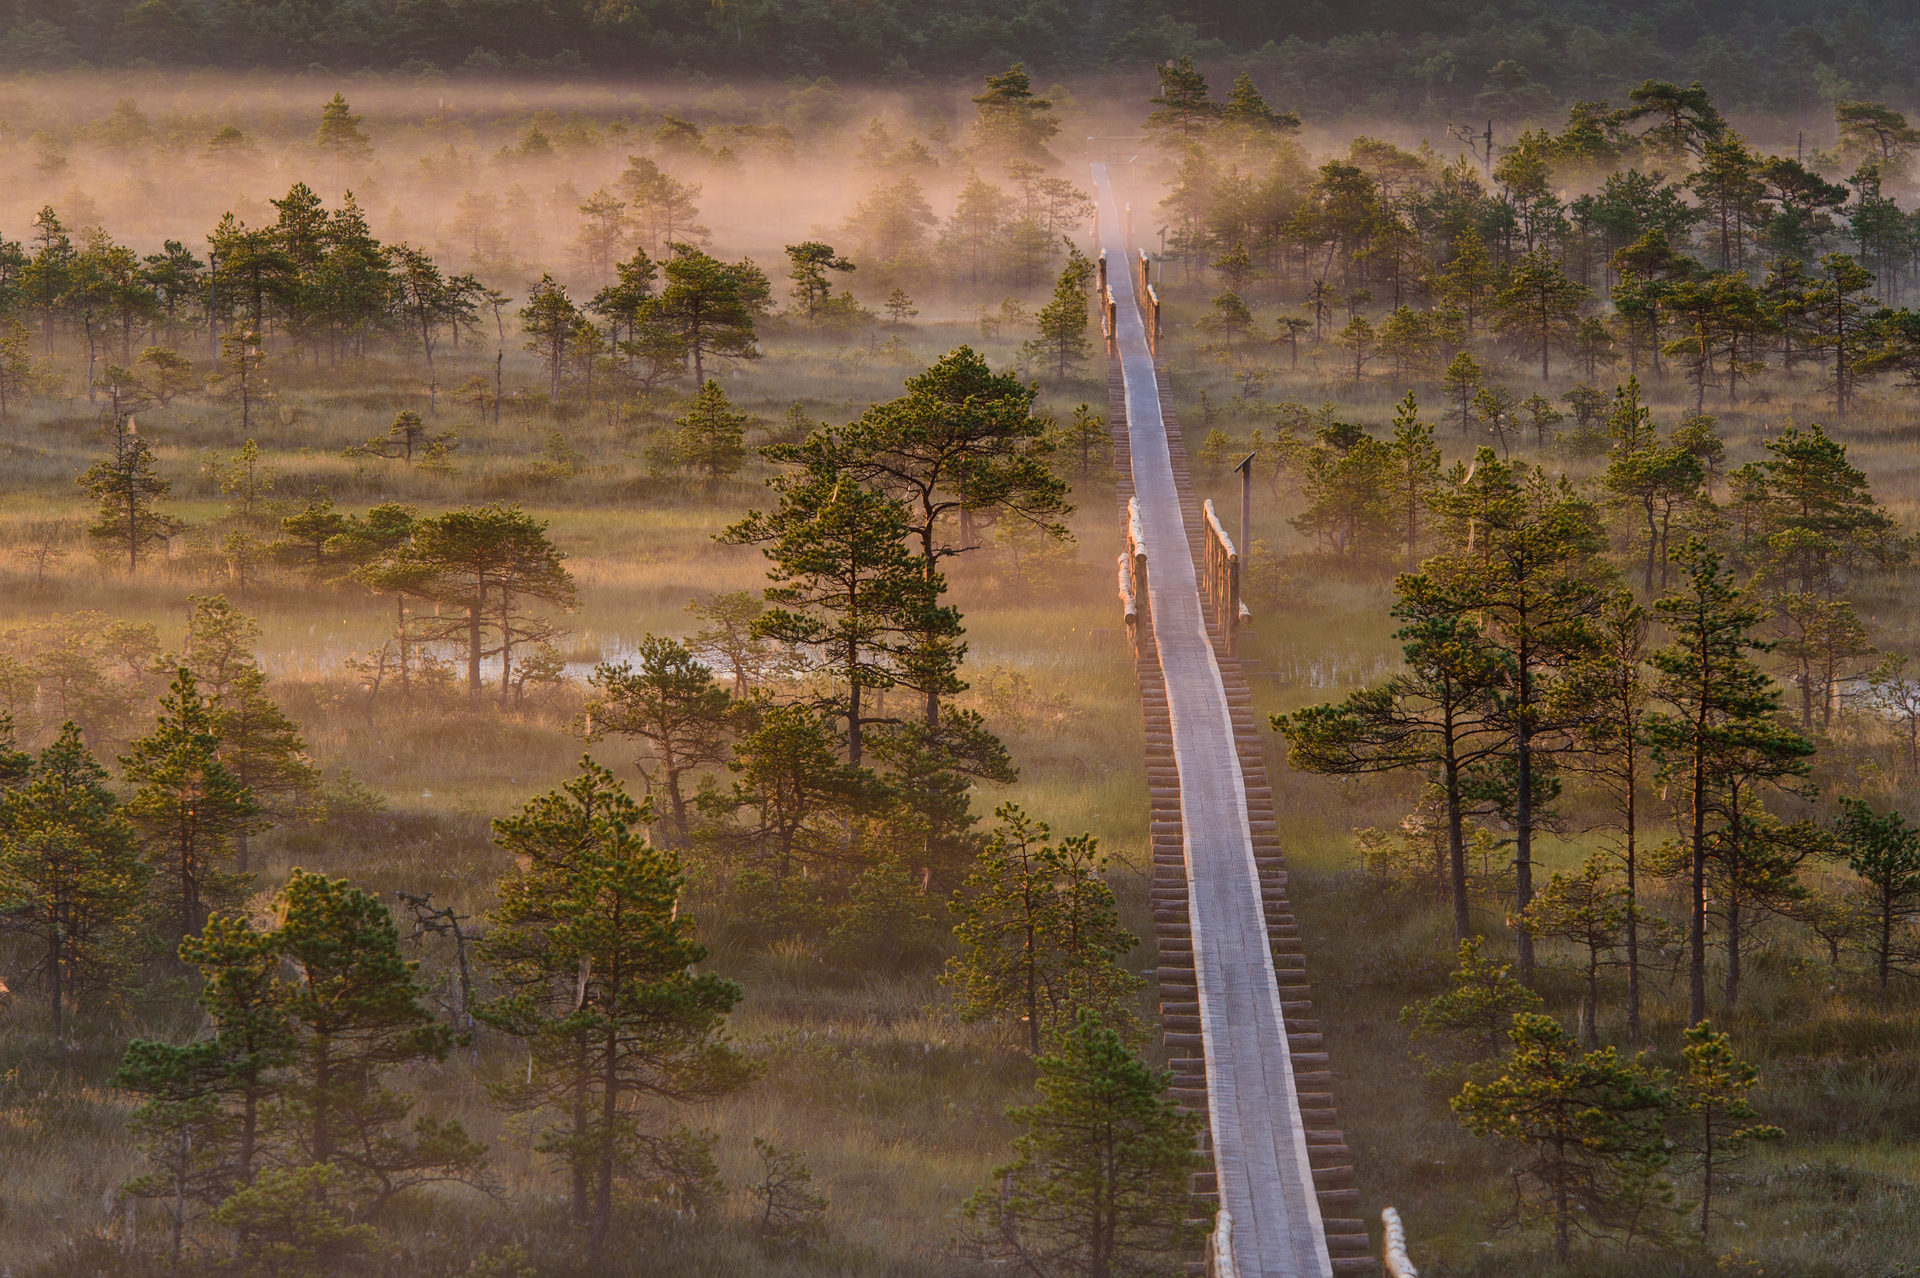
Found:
[1094,164,1338,1278]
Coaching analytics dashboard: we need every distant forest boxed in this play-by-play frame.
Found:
[2,0,1917,117]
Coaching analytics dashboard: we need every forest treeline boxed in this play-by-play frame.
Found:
[19,63,1920,424]
[2,0,1917,121]
[1128,62,1920,425]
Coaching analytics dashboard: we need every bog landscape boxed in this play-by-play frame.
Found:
[3,5,1920,1276]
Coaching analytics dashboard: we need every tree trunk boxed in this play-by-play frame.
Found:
[590,1021,618,1255]
[1725,887,1741,1008]
[311,1036,332,1168]
[572,1039,590,1224]
[846,636,863,766]
[1514,722,1535,981]
[467,594,483,697]
[499,586,515,701]
[1624,777,1641,1042]
[48,920,62,1041]
[1689,751,1708,1026]
[1444,754,1471,942]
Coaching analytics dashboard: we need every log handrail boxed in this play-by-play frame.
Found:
[1382,1208,1417,1278]
[1202,498,1243,657]
[1207,1208,1239,1278]
[1121,498,1136,637]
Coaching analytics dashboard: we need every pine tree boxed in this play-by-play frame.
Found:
[959,1009,1209,1275]
[520,275,581,397]
[945,804,1143,1054]
[1560,592,1656,1040]
[183,596,318,873]
[706,701,889,878]
[1674,1022,1781,1240]
[1387,392,1442,571]
[1145,54,1220,146]
[1277,575,1511,940]
[768,346,1069,728]
[584,635,734,846]
[783,240,855,325]
[121,668,260,941]
[206,329,266,431]
[214,1165,379,1274]
[672,378,750,494]
[1436,227,1497,335]
[884,287,918,323]
[1025,239,1095,379]
[969,64,1060,162]
[0,723,147,1039]
[1400,937,1543,1078]
[1429,454,1607,980]
[590,247,659,356]
[275,869,488,1214]
[1732,422,1902,599]
[78,414,182,573]
[403,503,578,700]
[1806,252,1876,417]
[655,243,762,383]
[116,912,295,1264]
[1442,350,1484,438]
[478,760,752,1254]
[1335,313,1377,382]
[0,317,37,418]
[1495,247,1592,382]
[1454,1013,1675,1261]
[725,470,949,764]
[1645,540,1814,1024]
[278,490,347,571]
[1834,797,1920,990]
[1520,858,1632,1045]
[1602,381,1705,594]
[315,92,372,166]
[617,155,708,257]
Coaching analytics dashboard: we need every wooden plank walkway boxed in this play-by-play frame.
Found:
[1093,164,1371,1278]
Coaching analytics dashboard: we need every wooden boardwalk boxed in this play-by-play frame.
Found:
[1094,165,1371,1278]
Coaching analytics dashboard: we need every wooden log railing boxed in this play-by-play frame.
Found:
[1201,498,1244,658]
[1382,1209,1417,1278]
[1123,495,1150,637]
[1117,550,1140,659]
[1207,1208,1239,1278]
[1137,248,1162,355]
